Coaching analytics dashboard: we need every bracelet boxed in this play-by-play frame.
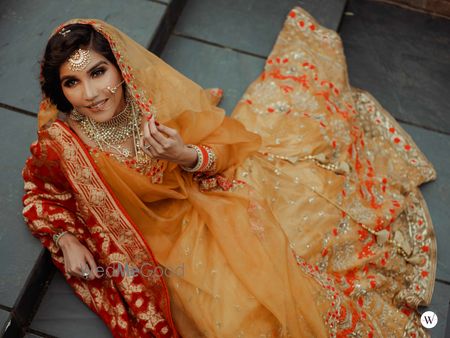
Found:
[53,231,70,248]
[203,145,216,172]
[181,145,204,172]
[180,145,216,173]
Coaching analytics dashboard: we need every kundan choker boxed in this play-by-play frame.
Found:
[73,98,133,146]
[70,95,160,180]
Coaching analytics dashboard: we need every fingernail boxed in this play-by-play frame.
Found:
[155,121,160,126]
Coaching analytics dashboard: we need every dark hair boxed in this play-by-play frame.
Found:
[40,23,120,113]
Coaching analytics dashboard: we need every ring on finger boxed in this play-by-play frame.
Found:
[82,272,90,280]
[144,143,153,150]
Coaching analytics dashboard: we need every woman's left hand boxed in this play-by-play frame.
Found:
[140,115,197,168]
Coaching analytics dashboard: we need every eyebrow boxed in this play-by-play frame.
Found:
[60,61,108,82]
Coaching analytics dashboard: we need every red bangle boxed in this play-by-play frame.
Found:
[198,146,209,171]
[180,144,216,172]
[202,145,216,172]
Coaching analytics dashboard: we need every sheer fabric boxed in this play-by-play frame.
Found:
[25,6,437,337]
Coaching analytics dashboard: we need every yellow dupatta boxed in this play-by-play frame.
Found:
[38,18,330,337]
[33,10,438,337]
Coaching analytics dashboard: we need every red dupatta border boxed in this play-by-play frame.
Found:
[47,120,179,337]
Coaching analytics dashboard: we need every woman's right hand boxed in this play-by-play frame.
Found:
[58,233,101,281]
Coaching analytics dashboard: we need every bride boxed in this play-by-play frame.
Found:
[23,7,437,337]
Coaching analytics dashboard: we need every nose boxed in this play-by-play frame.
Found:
[82,80,98,102]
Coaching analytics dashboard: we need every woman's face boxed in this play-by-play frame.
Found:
[59,49,125,123]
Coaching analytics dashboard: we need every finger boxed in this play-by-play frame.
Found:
[149,116,169,147]
[80,261,92,280]
[143,122,161,156]
[139,136,153,156]
[142,136,159,157]
[65,267,72,277]
[145,113,153,122]
[156,123,178,138]
[139,136,148,154]
[140,114,152,141]
[143,116,151,139]
[141,113,153,130]
[69,265,82,278]
[85,254,100,279]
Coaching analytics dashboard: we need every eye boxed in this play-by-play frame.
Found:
[92,67,106,78]
[63,79,77,88]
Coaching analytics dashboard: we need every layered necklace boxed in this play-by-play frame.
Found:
[80,98,134,147]
[70,95,152,172]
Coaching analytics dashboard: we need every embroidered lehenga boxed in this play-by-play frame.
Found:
[23,7,437,338]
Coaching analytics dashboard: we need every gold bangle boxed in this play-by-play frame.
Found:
[203,145,216,172]
[53,231,70,248]
[180,145,203,172]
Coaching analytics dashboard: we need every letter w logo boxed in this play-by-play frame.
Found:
[420,311,438,329]
[423,314,435,325]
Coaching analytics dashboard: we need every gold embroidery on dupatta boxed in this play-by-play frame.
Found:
[88,188,106,206]
[74,167,92,184]
[139,302,161,330]
[72,282,93,306]
[46,121,167,329]
[47,210,77,224]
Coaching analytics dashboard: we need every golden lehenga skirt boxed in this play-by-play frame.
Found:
[92,6,436,337]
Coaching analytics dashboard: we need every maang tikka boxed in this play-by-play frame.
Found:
[68,48,91,72]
